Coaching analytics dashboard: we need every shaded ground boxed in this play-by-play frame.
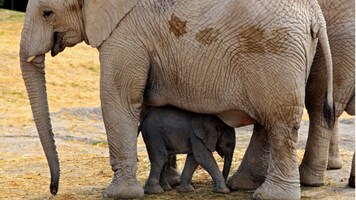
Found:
[0,107,354,200]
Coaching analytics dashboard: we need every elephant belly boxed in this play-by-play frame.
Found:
[217,110,256,128]
[167,148,192,155]
[163,132,192,155]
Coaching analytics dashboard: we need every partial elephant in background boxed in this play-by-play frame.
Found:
[300,0,355,186]
[19,0,334,199]
[139,106,235,194]
[227,0,355,190]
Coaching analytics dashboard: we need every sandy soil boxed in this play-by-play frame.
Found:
[0,107,354,200]
[1,8,354,200]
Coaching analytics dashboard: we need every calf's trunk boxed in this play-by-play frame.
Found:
[222,153,233,181]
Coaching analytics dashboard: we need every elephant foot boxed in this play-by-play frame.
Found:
[165,167,181,187]
[178,183,195,193]
[160,182,172,191]
[299,164,325,186]
[213,182,230,194]
[253,179,300,200]
[227,169,265,190]
[144,182,164,194]
[349,175,355,188]
[102,174,144,199]
[327,156,343,170]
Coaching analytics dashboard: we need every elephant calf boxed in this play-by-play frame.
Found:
[139,106,236,194]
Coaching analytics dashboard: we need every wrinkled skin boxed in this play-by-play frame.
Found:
[20,0,334,199]
[139,106,235,194]
[227,0,355,190]
[140,104,181,187]
[300,0,355,186]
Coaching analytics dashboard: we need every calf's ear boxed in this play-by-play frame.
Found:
[192,117,219,152]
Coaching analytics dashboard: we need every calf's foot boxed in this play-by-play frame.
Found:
[178,183,195,193]
[213,182,230,194]
[165,167,181,187]
[160,182,172,191]
[144,182,164,194]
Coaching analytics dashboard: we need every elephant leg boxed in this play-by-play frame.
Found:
[327,120,343,169]
[349,153,355,188]
[164,155,181,187]
[144,140,168,194]
[178,153,198,193]
[253,123,301,200]
[227,123,269,190]
[144,157,167,193]
[100,49,149,199]
[345,95,355,116]
[100,96,144,198]
[190,133,230,194]
[159,164,173,191]
[300,112,333,186]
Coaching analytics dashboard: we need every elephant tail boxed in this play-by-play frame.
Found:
[318,28,335,129]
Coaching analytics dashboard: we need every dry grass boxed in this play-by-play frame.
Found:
[1,133,353,200]
[0,136,250,200]
[0,9,100,125]
[0,9,354,200]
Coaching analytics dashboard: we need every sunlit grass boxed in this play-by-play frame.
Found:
[0,9,100,125]
[0,8,354,200]
[1,134,353,200]
[1,8,353,126]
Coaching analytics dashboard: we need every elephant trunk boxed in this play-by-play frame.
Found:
[222,151,233,181]
[20,49,60,195]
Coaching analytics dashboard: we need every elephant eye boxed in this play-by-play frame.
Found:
[42,9,53,18]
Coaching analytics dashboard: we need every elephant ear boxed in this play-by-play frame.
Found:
[192,117,219,152]
[83,0,139,48]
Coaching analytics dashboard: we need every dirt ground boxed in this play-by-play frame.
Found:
[0,8,355,200]
[0,107,354,200]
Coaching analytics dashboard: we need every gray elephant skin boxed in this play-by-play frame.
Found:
[227,0,355,191]
[139,106,235,194]
[350,154,355,187]
[301,0,355,187]
[19,0,334,199]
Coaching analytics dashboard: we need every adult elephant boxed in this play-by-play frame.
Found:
[300,0,355,186]
[19,0,334,199]
[228,0,354,190]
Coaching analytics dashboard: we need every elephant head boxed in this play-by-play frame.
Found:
[19,0,138,195]
[192,116,236,181]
